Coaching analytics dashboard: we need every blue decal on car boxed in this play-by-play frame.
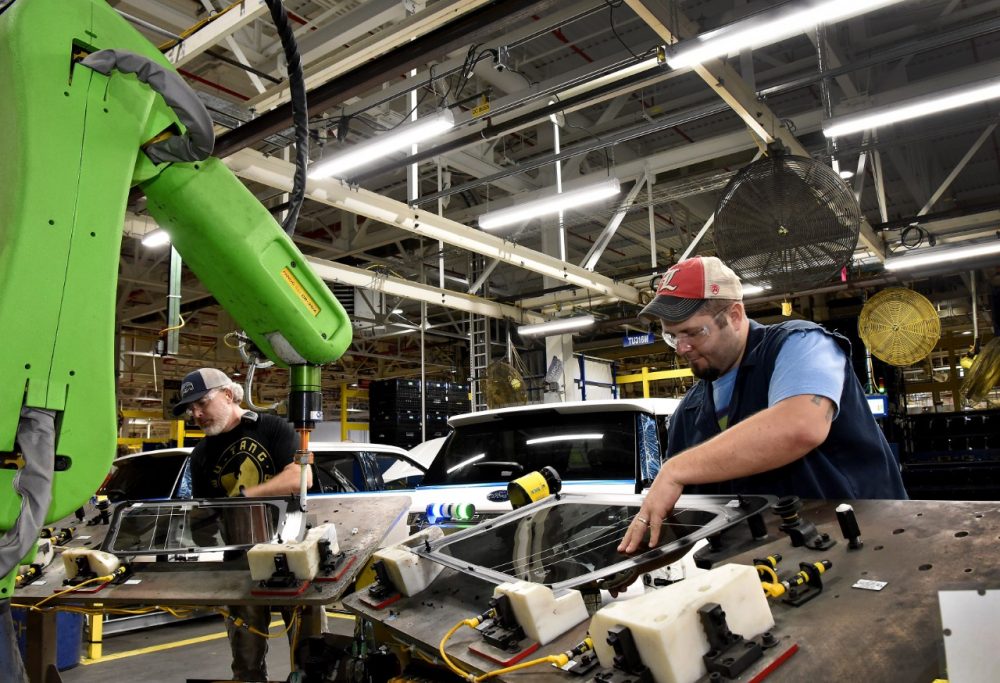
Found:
[486,490,509,502]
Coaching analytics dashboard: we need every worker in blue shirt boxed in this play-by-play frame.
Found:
[619,256,907,553]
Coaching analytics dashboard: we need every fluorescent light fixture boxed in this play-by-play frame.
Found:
[556,55,663,101]
[526,433,603,446]
[390,308,404,315]
[308,109,454,179]
[141,229,171,247]
[823,76,1000,137]
[667,0,904,70]
[884,240,1000,271]
[838,169,855,180]
[518,314,595,337]
[479,179,620,230]
[447,453,485,474]
[742,284,766,296]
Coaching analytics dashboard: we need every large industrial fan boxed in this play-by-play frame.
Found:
[961,338,1000,402]
[858,288,941,366]
[714,154,861,292]
[482,360,529,409]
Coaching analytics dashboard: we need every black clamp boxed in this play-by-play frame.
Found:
[698,603,763,678]
[365,560,398,603]
[783,560,832,606]
[258,553,299,589]
[587,625,653,683]
[476,594,526,652]
[771,496,836,550]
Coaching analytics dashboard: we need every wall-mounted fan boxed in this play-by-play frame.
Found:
[483,360,528,409]
[714,154,861,293]
[961,338,1000,403]
[858,288,941,367]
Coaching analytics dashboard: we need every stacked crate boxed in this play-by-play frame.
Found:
[369,379,471,449]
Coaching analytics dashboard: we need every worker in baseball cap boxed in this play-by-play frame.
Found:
[619,256,906,555]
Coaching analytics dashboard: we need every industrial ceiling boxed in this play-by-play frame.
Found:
[109,0,1000,412]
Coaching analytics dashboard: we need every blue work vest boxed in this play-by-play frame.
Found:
[667,320,908,500]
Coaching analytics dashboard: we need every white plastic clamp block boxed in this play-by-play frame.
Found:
[589,563,774,683]
[371,525,445,597]
[494,581,590,646]
[61,548,121,579]
[247,523,338,581]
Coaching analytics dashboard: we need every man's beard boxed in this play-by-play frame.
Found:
[200,417,227,436]
[692,364,722,382]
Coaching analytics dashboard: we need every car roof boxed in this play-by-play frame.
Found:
[111,441,408,465]
[309,441,409,454]
[112,447,192,464]
[448,398,681,427]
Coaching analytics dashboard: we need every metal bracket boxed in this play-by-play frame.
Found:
[587,625,653,683]
[477,594,526,651]
[698,602,763,678]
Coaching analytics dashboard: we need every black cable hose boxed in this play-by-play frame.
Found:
[264,0,308,237]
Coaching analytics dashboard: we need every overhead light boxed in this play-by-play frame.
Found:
[823,76,1000,137]
[518,314,595,337]
[838,169,855,180]
[141,229,171,247]
[667,0,904,69]
[884,240,1000,271]
[390,308,404,315]
[526,433,603,445]
[479,179,620,230]
[556,54,664,101]
[308,109,455,179]
[742,284,766,296]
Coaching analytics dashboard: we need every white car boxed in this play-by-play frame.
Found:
[380,399,680,529]
[100,441,426,501]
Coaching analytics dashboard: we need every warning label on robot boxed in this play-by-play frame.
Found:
[281,267,321,317]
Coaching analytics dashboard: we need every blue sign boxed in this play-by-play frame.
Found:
[623,332,656,347]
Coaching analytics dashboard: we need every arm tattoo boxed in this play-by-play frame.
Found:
[811,394,835,421]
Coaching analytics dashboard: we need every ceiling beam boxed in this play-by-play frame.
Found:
[165,0,270,67]
[625,0,885,262]
[243,0,496,112]
[224,149,642,304]
[304,256,544,324]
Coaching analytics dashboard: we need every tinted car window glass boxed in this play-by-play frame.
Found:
[371,453,423,490]
[422,410,636,485]
[102,452,187,501]
[313,454,361,493]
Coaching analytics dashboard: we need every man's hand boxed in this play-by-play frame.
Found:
[617,465,684,554]
[242,462,312,497]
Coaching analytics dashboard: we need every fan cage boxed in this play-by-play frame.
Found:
[714,155,861,293]
[858,288,941,367]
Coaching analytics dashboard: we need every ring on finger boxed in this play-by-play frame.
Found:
[636,516,649,525]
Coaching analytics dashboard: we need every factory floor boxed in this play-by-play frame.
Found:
[60,610,357,683]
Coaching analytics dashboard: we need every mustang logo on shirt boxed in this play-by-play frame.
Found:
[211,437,275,496]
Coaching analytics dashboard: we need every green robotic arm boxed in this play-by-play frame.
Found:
[0,0,351,602]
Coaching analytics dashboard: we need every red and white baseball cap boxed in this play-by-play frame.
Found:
[639,256,743,322]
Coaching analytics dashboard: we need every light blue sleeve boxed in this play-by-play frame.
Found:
[768,330,846,418]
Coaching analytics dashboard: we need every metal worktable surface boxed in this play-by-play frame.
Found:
[344,499,1000,682]
[14,495,410,682]
[15,495,410,607]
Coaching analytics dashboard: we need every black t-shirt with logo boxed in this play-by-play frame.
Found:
[189,413,298,498]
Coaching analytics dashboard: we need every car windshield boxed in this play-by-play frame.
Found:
[421,409,637,486]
